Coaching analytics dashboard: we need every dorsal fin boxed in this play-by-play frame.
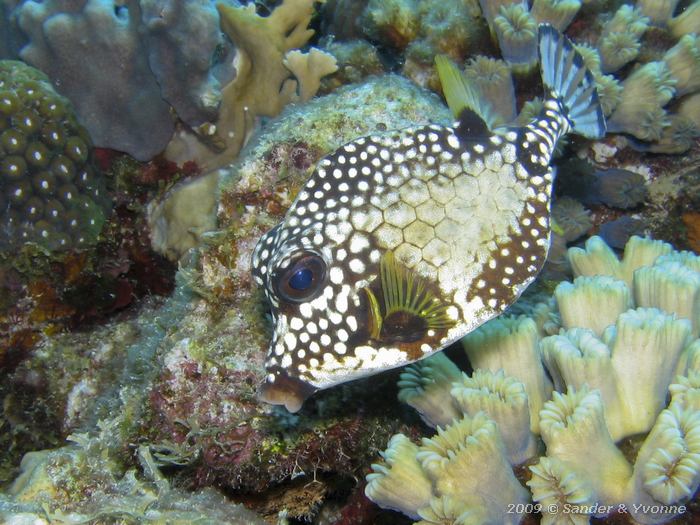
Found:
[455,108,490,139]
[435,54,498,136]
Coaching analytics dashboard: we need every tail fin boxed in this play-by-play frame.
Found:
[538,24,606,139]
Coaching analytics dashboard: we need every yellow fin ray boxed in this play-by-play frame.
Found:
[377,251,456,339]
[435,54,499,131]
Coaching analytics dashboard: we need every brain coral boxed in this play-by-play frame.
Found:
[0,60,108,252]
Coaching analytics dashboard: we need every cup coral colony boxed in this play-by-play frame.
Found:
[0,0,700,523]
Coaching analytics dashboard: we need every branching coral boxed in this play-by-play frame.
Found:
[166,0,337,171]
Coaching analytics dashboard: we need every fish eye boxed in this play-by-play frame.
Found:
[276,253,327,303]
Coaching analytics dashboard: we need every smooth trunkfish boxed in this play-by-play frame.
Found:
[252,25,606,412]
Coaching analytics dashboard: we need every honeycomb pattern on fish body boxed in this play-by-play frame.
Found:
[251,23,608,413]
[253,112,563,393]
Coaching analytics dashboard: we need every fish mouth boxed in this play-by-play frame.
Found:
[258,368,318,413]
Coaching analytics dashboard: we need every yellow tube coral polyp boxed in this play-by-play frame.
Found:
[628,403,700,524]
[417,412,530,524]
[634,261,700,337]
[397,352,463,428]
[461,315,553,434]
[568,235,673,287]
[365,433,433,519]
[527,456,597,525]
[539,387,633,509]
[542,306,692,441]
[450,369,538,464]
[554,276,632,336]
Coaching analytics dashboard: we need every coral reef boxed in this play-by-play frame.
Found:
[8,0,237,161]
[353,0,700,155]
[3,0,700,520]
[359,0,486,89]
[493,2,539,73]
[366,413,529,524]
[6,0,334,167]
[0,60,108,252]
[607,61,676,142]
[597,4,649,73]
[165,0,337,171]
[367,236,700,524]
[1,74,452,519]
[588,4,700,151]
[318,39,385,93]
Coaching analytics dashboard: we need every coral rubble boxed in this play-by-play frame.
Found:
[1,420,269,524]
